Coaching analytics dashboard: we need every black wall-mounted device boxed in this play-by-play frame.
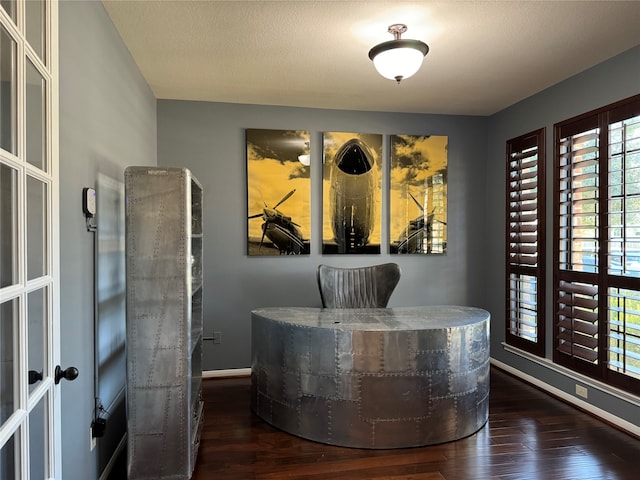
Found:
[82,187,96,217]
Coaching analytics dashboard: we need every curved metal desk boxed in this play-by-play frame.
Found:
[250,306,490,449]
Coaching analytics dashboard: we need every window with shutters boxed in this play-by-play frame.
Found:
[554,94,640,394]
[506,128,545,356]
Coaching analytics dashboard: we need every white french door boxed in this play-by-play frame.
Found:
[0,1,62,479]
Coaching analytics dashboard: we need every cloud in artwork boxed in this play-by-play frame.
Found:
[390,135,448,188]
[389,135,448,240]
[246,129,309,166]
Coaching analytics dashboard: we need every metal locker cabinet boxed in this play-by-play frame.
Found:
[124,166,204,479]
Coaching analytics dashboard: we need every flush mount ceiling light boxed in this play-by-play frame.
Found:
[368,24,429,84]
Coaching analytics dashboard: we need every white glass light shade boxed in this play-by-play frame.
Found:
[368,26,429,83]
[372,47,426,81]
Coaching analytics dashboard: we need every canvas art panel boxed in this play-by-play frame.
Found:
[390,135,448,254]
[246,129,311,255]
[322,132,382,254]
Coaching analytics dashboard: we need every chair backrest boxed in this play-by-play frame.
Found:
[317,263,401,308]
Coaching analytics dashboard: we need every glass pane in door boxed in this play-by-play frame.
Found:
[0,1,16,22]
[28,393,48,479]
[25,0,44,63]
[0,24,16,154]
[26,175,47,280]
[0,432,16,479]
[26,58,45,170]
[0,297,17,426]
[28,287,47,395]
[0,163,17,288]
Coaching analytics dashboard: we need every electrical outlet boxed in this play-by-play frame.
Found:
[90,427,96,451]
[213,331,221,344]
[575,384,588,399]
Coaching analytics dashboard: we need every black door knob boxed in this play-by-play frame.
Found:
[28,370,43,385]
[55,366,79,385]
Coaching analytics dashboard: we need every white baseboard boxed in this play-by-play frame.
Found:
[203,368,251,378]
[491,358,640,438]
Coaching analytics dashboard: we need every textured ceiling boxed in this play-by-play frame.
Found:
[102,0,640,116]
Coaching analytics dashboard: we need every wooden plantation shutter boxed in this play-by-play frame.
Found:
[506,128,545,356]
[556,280,599,364]
[554,115,601,376]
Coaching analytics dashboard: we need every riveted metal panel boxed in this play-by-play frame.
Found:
[125,167,203,479]
[251,306,490,448]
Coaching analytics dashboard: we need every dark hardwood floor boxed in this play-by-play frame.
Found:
[190,367,640,480]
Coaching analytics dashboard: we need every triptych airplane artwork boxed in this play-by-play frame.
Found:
[246,129,447,256]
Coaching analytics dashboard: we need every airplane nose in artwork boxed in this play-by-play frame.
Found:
[336,140,373,175]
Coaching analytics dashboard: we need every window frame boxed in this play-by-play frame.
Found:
[553,94,640,395]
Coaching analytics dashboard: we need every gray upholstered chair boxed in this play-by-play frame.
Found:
[317,263,401,308]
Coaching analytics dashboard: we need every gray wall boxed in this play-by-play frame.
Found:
[485,45,640,428]
[59,2,156,479]
[157,101,488,370]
